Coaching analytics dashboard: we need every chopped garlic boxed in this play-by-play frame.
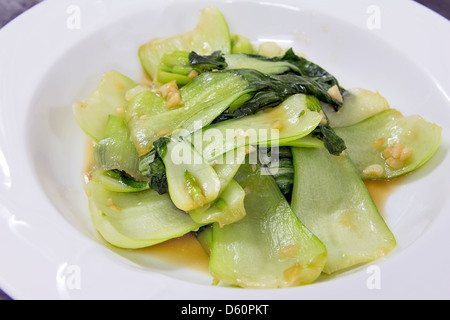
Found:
[382,144,413,169]
[319,110,328,125]
[363,164,384,178]
[155,127,172,138]
[371,137,386,149]
[385,157,404,169]
[166,90,183,109]
[106,198,121,212]
[327,85,344,104]
[159,80,184,109]
[272,120,283,130]
[278,244,301,258]
[188,70,199,78]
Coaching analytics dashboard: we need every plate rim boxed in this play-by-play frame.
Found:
[0,0,449,300]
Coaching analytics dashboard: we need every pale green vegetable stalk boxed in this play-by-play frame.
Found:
[335,109,442,179]
[291,148,396,274]
[128,71,250,156]
[158,136,221,212]
[190,179,246,227]
[73,70,137,142]
[86,181,202,249]
[208,163,327,288]
[323,88,391,128]
[91,170,149,193]
[188,94,323,162]
[93,115,143,181]
[139,6,231,83]
[188,148,247,226]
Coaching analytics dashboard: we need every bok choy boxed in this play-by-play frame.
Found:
[73,6,442,289]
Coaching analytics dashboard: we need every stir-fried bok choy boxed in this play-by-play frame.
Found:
[74,6,442,288]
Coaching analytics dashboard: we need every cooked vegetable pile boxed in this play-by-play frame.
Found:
[73,7,442,288]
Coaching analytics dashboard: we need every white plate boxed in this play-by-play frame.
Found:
[0,0,449,300]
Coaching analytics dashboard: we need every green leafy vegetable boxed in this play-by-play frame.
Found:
[188,148,247,225]
[335,109,442,179]
[208,162,327,288]
[139,6,231,83]
[225,53,295,75]
[213,69,342,121]
[125,89,167,122]
[189,51,228,72]
[127,71,250,156]
[291,148,396,274]
[189,179,246,227]
[139,138,170,195]
[92,170,150,193]
[157,50,229,85]
[94,115,143,180]
[86,180,202,249]
[305,95,347,156]
[323,88,391,128]
[72,5,442,290]
[274,49,345,98]
[264,147,295,196]
[311,124,347,156]
[73,70,137,142]
[159,136,221,212]
[230,34,256,54]
[196,225,214,256]
[156,49,344,117]
[189,94,323,162]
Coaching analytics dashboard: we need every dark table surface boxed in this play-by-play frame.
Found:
[0,0,449,301]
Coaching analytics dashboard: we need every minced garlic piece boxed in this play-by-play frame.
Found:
[279,244,301,258]
[272,120,283,130]
[155,127,172,138]
[382,144,413,169]
[327,85,344,104]
[319,110,328,125]
[166,91,183,109]
[106,198,121,212]
[283,263,305,287]
[385,157,404,170]
[159,80,184,109]
[188,70,199,78]
[371,137,386,149]
[363,164,384,178]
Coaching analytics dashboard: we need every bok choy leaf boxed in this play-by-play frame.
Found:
[94,115,143,181]
[335,109,442,179]
[86,180,202,249]
[208,162,327,288]
[73,70,137,142]
[158,135,221,212]
[291,148,396,274]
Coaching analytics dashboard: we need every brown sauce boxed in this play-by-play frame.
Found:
[364,177,404,217]
[136,233,210,274]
